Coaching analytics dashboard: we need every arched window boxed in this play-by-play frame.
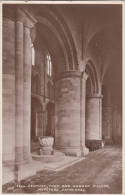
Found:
[46,54,52,77]
[31,44,35,66]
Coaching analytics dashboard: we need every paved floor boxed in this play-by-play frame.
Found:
[3,145,122,194]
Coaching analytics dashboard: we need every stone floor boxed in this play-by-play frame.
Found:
[2,145,122,194]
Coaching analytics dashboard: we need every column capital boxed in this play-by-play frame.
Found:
[16,7,37,28]
[55,70,81,81]
[87,93,103,99]
[82,71,88,81]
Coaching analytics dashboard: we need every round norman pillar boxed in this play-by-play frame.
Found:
[102,105,113,143]
[86,94,103,149]
[55,71,88,156]
[102,88,113,144]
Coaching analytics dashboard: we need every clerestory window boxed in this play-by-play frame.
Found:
[46,54,52,77]
[31,44,35,66]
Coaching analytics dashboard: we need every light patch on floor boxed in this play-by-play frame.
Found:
[43,156,85,171]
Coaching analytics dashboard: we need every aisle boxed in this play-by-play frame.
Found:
[3,146,122,194]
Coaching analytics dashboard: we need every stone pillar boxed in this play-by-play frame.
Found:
[15,20,24,164]
[80,72,89,155]
[86,94,103,150]
[55,71,88,156]
[102,88,113,144]
[3,7,37,183]
[23,26,32,161]
[2,17,16,165]
[112,105,122,144]
[102,105,113,143]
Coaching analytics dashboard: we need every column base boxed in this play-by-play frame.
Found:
[15,162,36,182]
[113,136,122,145]
[23,146,32,163]
[104,138,114,145]
[86,140,103,151]
[2,159,36,184]
[81,146,89,156]
[2,164,15,185]
[55,145,89,157]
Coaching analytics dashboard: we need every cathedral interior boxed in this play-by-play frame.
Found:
[2,3,122,192]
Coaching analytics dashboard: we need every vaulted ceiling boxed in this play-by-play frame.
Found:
[24,4,122,106]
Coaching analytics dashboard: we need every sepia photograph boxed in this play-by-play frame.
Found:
[1,1,123,194]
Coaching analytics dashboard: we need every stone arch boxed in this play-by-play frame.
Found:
[48,6,79,70]
[30,5,78,73]
[88,23,121,48]
[87,23,121,86]
[85,60,99,96]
